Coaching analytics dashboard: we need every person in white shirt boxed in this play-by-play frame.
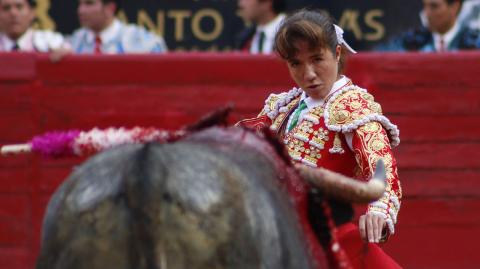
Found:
[70,0,167,54]
[0,0,68,52]
[235,0,286,54]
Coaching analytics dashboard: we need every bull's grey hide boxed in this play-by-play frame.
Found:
[36,133,315,269]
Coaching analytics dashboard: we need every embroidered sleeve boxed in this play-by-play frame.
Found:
[352,121,402,236]
[325,86,400,148]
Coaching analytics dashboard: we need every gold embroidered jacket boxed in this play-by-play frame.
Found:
[238,83,402,235]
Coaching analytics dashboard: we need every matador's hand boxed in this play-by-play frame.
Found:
[359,213,386,243]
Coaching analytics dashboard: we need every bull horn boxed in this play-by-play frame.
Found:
[295,160,387,203]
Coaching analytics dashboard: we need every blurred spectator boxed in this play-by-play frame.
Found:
[421,0,480,30]
[378,0,480,52]
[0,0,68,52]
[70,0,167,54]
[235,0,286,54]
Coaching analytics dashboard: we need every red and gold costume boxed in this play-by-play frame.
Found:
[238,77,402,268]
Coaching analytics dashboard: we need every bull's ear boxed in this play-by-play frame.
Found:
[372,159,386,183]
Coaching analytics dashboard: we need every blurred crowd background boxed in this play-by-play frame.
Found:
[0,0,479,54]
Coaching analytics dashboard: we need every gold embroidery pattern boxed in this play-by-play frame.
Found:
[286,139,305,161]
[270,98,301,132]
[328,89,383,126]
[271,113,287,131]
[311,128,329,150]
[329,132,345,154]
[283,106,336,166]
[353,122,402,230]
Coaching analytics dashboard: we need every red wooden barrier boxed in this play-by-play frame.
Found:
[1,52,479,269]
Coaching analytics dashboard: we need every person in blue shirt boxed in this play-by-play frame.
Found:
[377,0,480,52]
[69,0,167,54]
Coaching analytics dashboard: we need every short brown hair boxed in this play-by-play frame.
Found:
[275,10,337,59]
[274,9,349,72]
